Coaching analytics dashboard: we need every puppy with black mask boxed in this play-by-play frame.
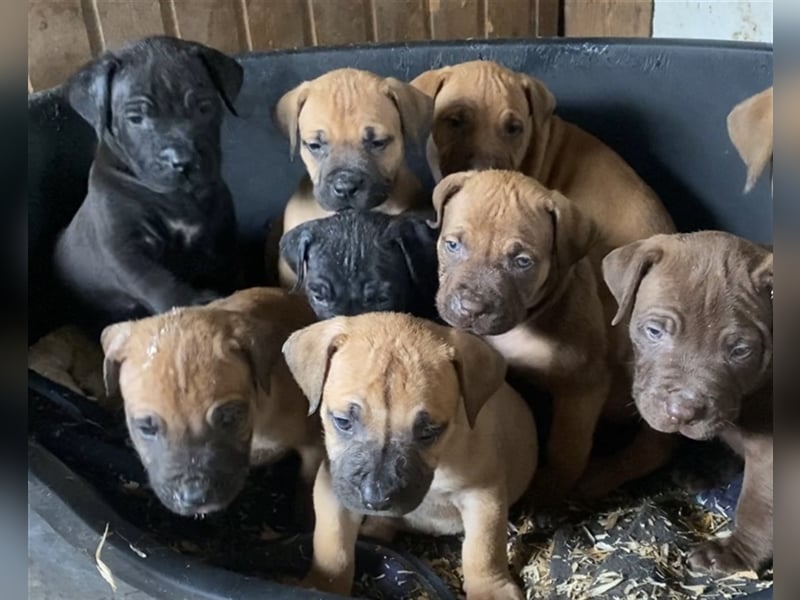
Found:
[54,36,243,327]
[279,211,440,321]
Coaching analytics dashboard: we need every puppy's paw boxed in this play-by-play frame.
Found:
[687,538,756,575]
[466,578,524,600]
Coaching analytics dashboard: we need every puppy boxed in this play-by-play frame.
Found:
[603,232,773,574]
[270,68,433,288]
[727,86,773,193]
[101,287,322,517]
[55,36,243,327]
[283,312,537,599]
[411,60,675,254]
[431,170,673,500]
[279,210,439,320]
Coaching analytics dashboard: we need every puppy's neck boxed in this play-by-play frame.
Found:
[523,260,580,324]
[383,166,425,213]
[523,116,563,184]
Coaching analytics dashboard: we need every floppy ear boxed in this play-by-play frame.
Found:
[410,66,451,101]
[279,223,315,292]
[519,73,556,129]
[191,45,244,116]
[442,327,507,428]
[383,215,439,285]
[749,246,773,300]
[429,170,477,229]
[282,319,348,416]
[727,86,773,193]
[383,77,434,144]
[64,53,119,135]
[602,239,664,327]
[100,321,132,399]
[274,82,311,156]
[544,191,599,272]
[229,315,283,395]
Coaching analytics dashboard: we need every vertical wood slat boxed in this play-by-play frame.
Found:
[535,0,560,36]
[310,0,370,47]
[429,0,483,40]
[171,0,248,54]
[96,0,165,50]
[246,0,308,50]
[373,0,429,42]
[486,0,531,38]
[564,0,652,37]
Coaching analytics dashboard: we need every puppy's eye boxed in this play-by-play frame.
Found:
[304,140,325,155]
[212,402,248,428]
[331,414,353,433]
[368,138,390,151]
[444,238,461,254]
[126,114,144,125]
[513,255,533,270]
[505,120,524,137]
[445,115,464,129]
[196,100,215,116]
[309,285,331,305]
[134,416,159,439]
[730,343,753,361]
[416,423,445,445]
[643,322,665,342]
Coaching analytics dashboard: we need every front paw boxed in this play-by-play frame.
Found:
[466,578,524,600]
[688,538,756,574]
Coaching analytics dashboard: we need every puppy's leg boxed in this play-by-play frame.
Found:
[294,445,324,530]
[459,489,523,600]
[360,516,399,542]
[575,426,676,499]
[303,464,363,595]
[689,436,773,574]
[532,378,608,503]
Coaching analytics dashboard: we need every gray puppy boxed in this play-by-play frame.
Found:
[54,36,243,327]
[279,211,439,321]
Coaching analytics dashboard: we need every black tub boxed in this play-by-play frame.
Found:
[28,38,772,599]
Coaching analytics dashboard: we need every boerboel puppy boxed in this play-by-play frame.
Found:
[411,60,675,255]
[283,312,537,599]
[431,170,674,501]
[727,86,773,193]
[101,287,322,517]
[279,210,439,321]
[270,68,434,288]
[603,231,773,574]
[55,36,243,327]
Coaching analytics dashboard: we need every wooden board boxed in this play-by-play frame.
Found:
[564,0,653,37]
[536,0,560,36]
[428,0,482,40]
[372,0,429,42]
[246,0,308,50]
[486,0,531,38]
[96,0,165,51]
[310,0,370,46]
[172,0,247,54]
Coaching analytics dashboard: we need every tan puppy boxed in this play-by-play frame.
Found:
[101,287,322,516]
[431,170,673,500]
[727,86,773,193]
[283,312,537,599]
[271,68,433,287]
[411,60,675,253]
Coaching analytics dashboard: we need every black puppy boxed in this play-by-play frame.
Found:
[54,36,242,327]
[279,211,439,321]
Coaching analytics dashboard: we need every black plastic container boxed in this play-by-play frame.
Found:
[28,38,772,599]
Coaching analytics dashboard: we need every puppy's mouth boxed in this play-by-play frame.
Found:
[152,469,249,517]
[437,295,520,336]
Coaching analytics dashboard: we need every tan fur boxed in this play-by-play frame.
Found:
[412,60,675,257]
[283,313,537,599]
[727,86,773,193]
[101,288,323,487]
[432,170,673,501]
[270,69,433,287]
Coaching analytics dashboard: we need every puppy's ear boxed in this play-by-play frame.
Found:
[602,239,664,327]
[429,170,477,229]
[64,54,119,135]
[383,215,439,285]
[727,86,773,193]
[519,73,556,128]
[444,327,507,429]
[410,67,451,101]
[229,315,283,396]
[274,82,311,156]
[279,224,315,292]
[191,45,244,116]
[100,321,132,399]
[383,78,434,144]
[544,191,599,272]
[748,246,773,300]
[282,319,348,416]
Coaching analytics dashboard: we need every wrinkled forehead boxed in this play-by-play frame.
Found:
[299,89,400,135]
[113,54,214,103]
[438,68,527,113]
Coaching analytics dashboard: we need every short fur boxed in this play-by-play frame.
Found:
[727,86,773,193]
[55,36,243,327]
[432,170,674,501]
[603,231,773,573]
[101,287,322,517]
[268,68,434,288]
[283,313,537,599]
[279,210,439,320]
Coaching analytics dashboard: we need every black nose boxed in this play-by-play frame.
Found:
[451,290,487,319]
[361,479,392,511]
[665,390,707,425]
[177,478,208,508]
[159,147,194,172]
[331,171,364,199]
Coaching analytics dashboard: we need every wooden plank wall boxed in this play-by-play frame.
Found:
[28,0,652,92]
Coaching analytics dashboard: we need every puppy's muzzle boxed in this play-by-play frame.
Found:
[158,145,197,174]
[174,475,212,512]
[664,388,708,426]
[438,285,518,336]
[329,169,365,201]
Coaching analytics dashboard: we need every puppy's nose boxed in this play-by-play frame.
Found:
[159,147,193,172]
[452,291,487,319]
[177,478,208,508]
[331,172,364,199]
[666,391,706,425]
[361,479,392,511]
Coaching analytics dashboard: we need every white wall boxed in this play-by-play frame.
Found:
[652,1,773,43]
